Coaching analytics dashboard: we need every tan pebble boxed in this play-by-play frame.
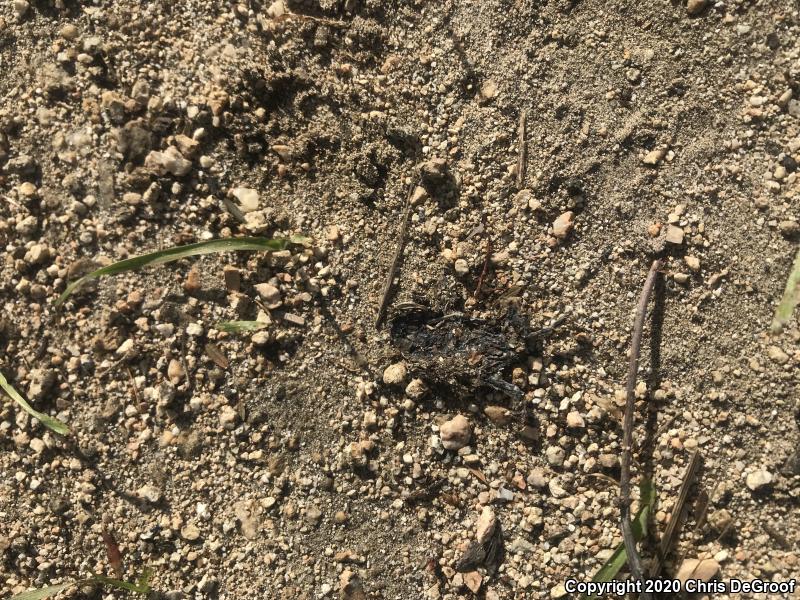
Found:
[566,411,585,428]
[642,147,667,166]
[184,267,201,294]
[767,345,789,364]
[464,571,482,594]
[382,362,407,385]
[180,523,201,541]
[675,558,719,582]
[552,211,574,239]
[484,405,514,426]
[167,359,184,384]
[665,225,684,244]
[479,79,498,103]
[440,415,471,450]
[684,255,701,271]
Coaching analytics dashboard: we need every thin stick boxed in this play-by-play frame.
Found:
[125,366,141,404]
[619,258,662,596]
[375,185,414,328]
[474,237,492,298]
[649,450,702,578]
[517,110,527,190]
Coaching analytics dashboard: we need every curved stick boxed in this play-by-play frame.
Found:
[620,259,662,598]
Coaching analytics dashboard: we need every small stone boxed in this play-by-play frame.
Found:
[440,415,471,450]
[745,469,773,491]
[686,0,708,16]
[223,267,241,292]
[684,256,700,272]
[326,225,340,241]
[186,322,204,337]
[767,345,789,364]
[283,313,305,326]
[305,505,323,526]
[24,244,50,265]
[184,267,201,294]
[494,487,514,503]
[382,362,407,386]
[59,24,79,40]
[552,211,574,239]
[419,158,448,185]
[137,484,162,503]
[673,272,690,285]
[598,454,618,469]
[167,359,184,384]
[18,182,38,198]
[254,283,281,308]
[339,570,366,600]
[484,405,514,426]
[647,222,662,237]
[545,445,565,467]
[475,506,497,543]
[362,410,378,431]
[665,225,684,245]
[453,258,469,276]
[219,405,238,429]
[231,187,260,213]
[708,509,733,532]
[267,0,286,18]
[13,0,29,19]
[550,583,568,598]
[410,185,428,206]
[526,468,548,489]
[115,338,135,356]
[642,147,667,166]
[479,79,498,103]
[548,477,568,498]
[334,511,348,524]
[173,134,199,159]
[464,571,482,594]
[144,147,192,176]
[566,411,585,428]
[180,523,201,541]
[405,378,427,399]
[778,220,799,237]
[675,558,719,583]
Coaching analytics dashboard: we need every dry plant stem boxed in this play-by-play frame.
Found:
[620,258,662,595]
[375,185,415,328]
[517,110,527,190]
[474,237,493,297]
[649,450,702,578]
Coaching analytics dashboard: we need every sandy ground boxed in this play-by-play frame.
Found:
[1,0,799,598]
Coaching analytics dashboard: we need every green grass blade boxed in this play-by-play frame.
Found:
[582,478,656,599]
[56,237,292,306]
[10,570,152,600]
[772,248,800,333]
[217,320,269,333]
[9,582,75,600]
[0,370,69,435]
[90,573,150,594]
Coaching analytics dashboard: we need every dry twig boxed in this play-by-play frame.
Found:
[375,185,415,328]
[620,258,662,596]
[517,110,527,190]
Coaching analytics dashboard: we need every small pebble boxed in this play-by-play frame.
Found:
[382,362,407,385]
[440,415,471,450]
